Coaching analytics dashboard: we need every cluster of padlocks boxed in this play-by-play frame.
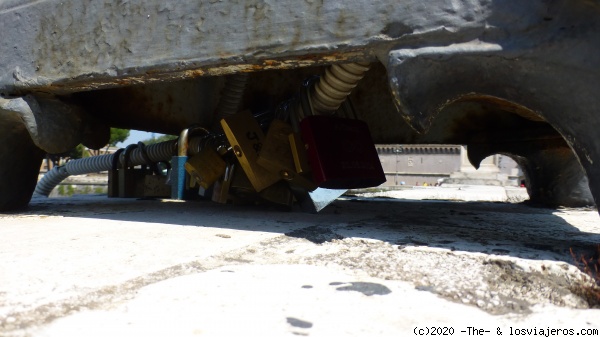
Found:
[108,66,386,212]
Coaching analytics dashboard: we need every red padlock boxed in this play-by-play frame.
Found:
[300,115,386,189]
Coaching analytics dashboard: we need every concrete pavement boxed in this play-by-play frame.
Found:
[1,188,599,336]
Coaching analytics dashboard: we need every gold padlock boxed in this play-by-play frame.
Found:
[259,181,295,210]
[257,119,294,172]
[220,111,280,192]
[211,162,236,204]
[229,165,260,205]
[257,119,317,192]
[289,132,311,174]
[224,159,295,209]
[184,146,227,189]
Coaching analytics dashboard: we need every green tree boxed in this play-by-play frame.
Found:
[141,134,178,145]
[65,144,86,160]
[109,128,130,147]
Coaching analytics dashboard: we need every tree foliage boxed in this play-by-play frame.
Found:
[109,128,130,147]
[69,144,86,159]
[141,134,178,145]
[47,144,86,167]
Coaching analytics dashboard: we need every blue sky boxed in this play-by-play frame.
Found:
[116,130,159,147]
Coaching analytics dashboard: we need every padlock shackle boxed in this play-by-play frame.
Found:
[123,144,139,169]
[178,129,189,157]
[137,141,163,175]
[178,126,211,157]
[110,148,125,171]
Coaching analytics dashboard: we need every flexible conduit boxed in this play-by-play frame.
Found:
[311,62,370,114]
[213,73,249,126]
[35,140,178,197]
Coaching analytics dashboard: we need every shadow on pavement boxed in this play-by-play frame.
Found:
[23,194,600,266]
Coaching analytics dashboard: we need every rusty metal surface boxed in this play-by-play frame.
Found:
[71,78,220,135]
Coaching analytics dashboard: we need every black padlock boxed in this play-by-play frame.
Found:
[107,148,124,198]
[118,144,151,198]
[300,115,385,189]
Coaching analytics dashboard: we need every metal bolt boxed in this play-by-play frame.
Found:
[281,170,294,180]
[233,145,243,157]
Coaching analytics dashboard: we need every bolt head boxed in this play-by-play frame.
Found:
[233,145,243,157]
[280,170,296,181]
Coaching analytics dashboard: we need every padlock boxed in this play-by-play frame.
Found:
[300,115,386,189]
[257,119,317,192]
[143,174,171,198]
[107,148,124,198]
[171,129,190,200]
[289,132,311,174]
[135,143,171,198]
[256,119,294,173]
[211,157,294,209]
[171,126,212,200]
[118,144,151,198]
[227,164,295,209]
[197,144,229,198]
[228,163,257,205]
[184,146,227,190]
[212,161,236,204]
[259,181,295,211]
[220,111,280,192]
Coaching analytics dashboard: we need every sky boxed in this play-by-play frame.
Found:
[115,130,160,147]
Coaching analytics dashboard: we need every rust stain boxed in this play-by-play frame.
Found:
[70,81,213,135]
[27,50,369,95]
[448,93,546,122]
[263,60,279,67]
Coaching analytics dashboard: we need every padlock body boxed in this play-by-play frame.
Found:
[300,115,386,189]
[108,170,119,198]
[221,111,280,192]
[257,119,295,174]
[118,168,150,198]
[184,147,226,189]
[257,119,317,192]
[144,175,171,198]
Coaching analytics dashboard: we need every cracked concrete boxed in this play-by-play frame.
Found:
[1,190,599,336]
